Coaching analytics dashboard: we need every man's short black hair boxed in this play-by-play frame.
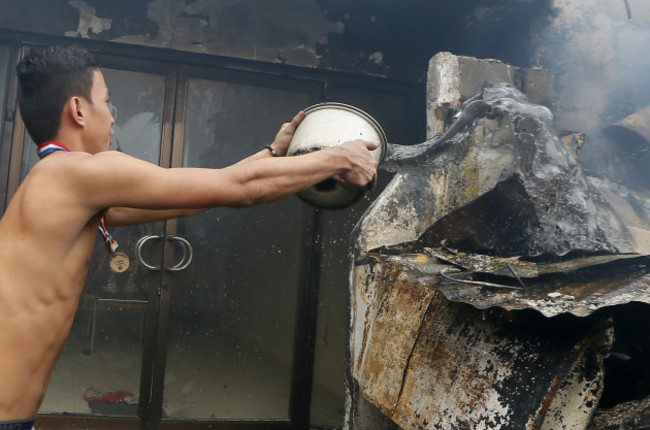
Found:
[16,44,99,145]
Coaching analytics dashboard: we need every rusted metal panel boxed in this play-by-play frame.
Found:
[354,267,437,416]
[352,258,613,430]
[428,250,650,318]
[361,251,650,318]
[425,247,644,279]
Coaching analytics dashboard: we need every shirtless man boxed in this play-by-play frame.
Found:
[0,44,378,428]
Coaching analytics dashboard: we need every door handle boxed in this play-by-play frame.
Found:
[135,235,194,272]
[135,235,163,271]
[166,236,193,272]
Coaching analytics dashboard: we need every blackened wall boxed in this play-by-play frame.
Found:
[0,0,551,82]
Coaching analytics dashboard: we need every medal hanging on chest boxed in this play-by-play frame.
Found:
[99,216,130,273]
[37,141,130,273]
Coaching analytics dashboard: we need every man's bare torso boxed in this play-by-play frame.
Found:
[0,153,101,419]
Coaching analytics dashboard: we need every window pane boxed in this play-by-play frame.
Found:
[163,77,311,420]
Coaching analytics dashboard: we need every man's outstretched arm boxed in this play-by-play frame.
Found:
[72,139,378,219]
[104,111,308,226]
[104,207,206,226]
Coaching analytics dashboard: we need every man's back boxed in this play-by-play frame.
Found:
[0,152,99,418]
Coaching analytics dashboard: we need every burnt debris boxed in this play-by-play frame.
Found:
[348,53,650,430]
[383,83,618,257]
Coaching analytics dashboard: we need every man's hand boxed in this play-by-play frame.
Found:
[333,140,379,189]
[268,111,305,156]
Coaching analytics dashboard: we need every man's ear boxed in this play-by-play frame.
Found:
[67,97,84,126]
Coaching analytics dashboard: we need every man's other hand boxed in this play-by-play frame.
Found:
[269,111,305,156]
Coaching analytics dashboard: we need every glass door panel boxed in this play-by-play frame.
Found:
[35,67,167,417]
[162,77,312,420]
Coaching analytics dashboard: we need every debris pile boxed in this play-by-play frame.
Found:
[346,53,650,430]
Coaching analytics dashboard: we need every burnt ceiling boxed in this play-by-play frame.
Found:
[315,0,554,80]
[0,0,553,82]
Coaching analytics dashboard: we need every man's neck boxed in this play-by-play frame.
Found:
[50,131,85,153]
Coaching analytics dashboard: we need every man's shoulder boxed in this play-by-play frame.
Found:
[11,153,108,225]
[22,151,117,194]
[32,150,133,176]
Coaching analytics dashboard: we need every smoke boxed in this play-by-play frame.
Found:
[533,0,650,184]
[535,0,650,128]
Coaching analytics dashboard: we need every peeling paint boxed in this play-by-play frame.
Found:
[368,51,383,65]
[354,249,650,319]
[65,0,112,38]
[111,0,342,66]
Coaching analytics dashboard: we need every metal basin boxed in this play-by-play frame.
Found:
[288,102,387,209]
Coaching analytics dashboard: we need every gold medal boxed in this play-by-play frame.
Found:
[109,252,130,273]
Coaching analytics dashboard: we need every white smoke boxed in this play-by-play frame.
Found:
[534,0,650,133]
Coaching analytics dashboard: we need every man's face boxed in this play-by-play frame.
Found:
[84,69,115,154]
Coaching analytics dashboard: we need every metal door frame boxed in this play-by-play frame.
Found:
[0,40,20,216]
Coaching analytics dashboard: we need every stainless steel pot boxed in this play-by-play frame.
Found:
[287,102,387,209]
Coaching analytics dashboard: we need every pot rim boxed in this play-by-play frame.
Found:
[302,102,388,163]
